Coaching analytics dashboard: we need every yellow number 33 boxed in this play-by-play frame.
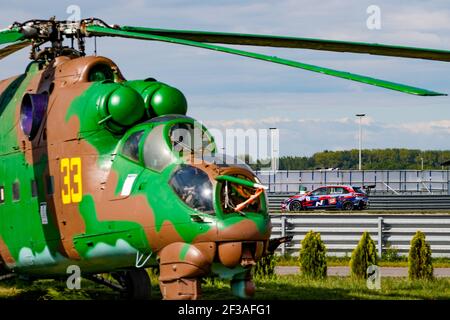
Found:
[61,157,83,204]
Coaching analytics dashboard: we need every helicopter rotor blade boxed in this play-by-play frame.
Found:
[86,25,446,96]
[119,26,450,63]
[0,40,30,60]
[0,27,25,45]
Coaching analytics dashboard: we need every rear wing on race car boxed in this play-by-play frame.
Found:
[267,235,294,254]
[362,185,376,196]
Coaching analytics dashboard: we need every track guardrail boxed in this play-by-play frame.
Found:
[270,214,450,257]
[268,193,450,211]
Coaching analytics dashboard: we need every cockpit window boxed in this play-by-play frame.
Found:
[219,174,262,214]
[121,130,144,162]
[169,123,215,159]
[169,165,214,214]
[88,64,115,82]
[202,154,253,171]
[143,125,175,172]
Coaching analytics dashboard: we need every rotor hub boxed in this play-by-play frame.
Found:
[7,17,112,62]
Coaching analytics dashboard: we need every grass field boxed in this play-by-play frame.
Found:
[202,276,450,300]
[1,272,449,300]
[275,256,450,268]
[1,256,448,300]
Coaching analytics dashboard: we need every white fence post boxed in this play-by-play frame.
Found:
[281,215,287,256]
[377,217,384,258]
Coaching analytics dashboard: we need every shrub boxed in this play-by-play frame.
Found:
[252,254,277,280]
[299,230,327,279]
[408,231,433,280]
[350,232,378,279]
[382,242,401,262]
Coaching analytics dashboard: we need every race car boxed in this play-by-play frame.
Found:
[281,185,369,211]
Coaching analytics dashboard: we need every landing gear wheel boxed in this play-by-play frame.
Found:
[91,269,152,300]
[289,201,302,211]
[342,202,354,211]
[87,269,152,299]
[115,269,151,300]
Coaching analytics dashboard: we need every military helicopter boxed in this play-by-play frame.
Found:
[0,17,449,300]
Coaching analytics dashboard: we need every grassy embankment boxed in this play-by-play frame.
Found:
[0,265,449,300]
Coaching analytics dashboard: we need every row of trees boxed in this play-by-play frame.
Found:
[249,149,450,170]
[254,230,434,280]
[298,230,433,280]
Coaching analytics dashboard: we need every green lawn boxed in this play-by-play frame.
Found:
[0,273,448,300]
[203,275,450,300]
[276,256,450,268]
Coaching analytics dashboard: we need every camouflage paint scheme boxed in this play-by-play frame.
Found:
[0,55,271,299]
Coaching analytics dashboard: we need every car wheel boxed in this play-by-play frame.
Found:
[289,201,303,211]
[342,202,354,211]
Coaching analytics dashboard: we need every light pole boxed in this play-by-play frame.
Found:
[356,114,366,170]
[222,147,225,165]
[269,127,278,173]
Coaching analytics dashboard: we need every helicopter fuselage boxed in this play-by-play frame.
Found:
[0,55,271,299]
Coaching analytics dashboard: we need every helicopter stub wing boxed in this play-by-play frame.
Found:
[85,25,446,96]
[119,26,450,63]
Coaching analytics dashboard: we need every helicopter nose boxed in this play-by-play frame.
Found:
[216,241,266,268]
[216,217,272,241]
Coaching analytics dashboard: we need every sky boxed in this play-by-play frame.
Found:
[1,0,449,157]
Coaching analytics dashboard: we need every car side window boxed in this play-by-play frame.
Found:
[331,187,344,194]
[312,187,327,196]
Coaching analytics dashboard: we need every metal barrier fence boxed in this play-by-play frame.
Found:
[270,214,450,257]
[268,193,450,211]
[256,170,450,194]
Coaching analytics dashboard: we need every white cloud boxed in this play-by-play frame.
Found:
[390,120,450,134]
[386,8,450,32]
[1,0,449,156]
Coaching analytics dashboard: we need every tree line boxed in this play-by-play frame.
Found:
[249,149,450,170]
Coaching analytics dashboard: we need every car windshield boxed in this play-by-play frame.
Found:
[353,186,365,194]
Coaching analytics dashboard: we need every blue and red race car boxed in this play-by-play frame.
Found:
[281,185,369,211]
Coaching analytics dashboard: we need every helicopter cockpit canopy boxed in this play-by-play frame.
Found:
[120,115,217,172]
[119,115,266,215]
[169,164,214,214]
